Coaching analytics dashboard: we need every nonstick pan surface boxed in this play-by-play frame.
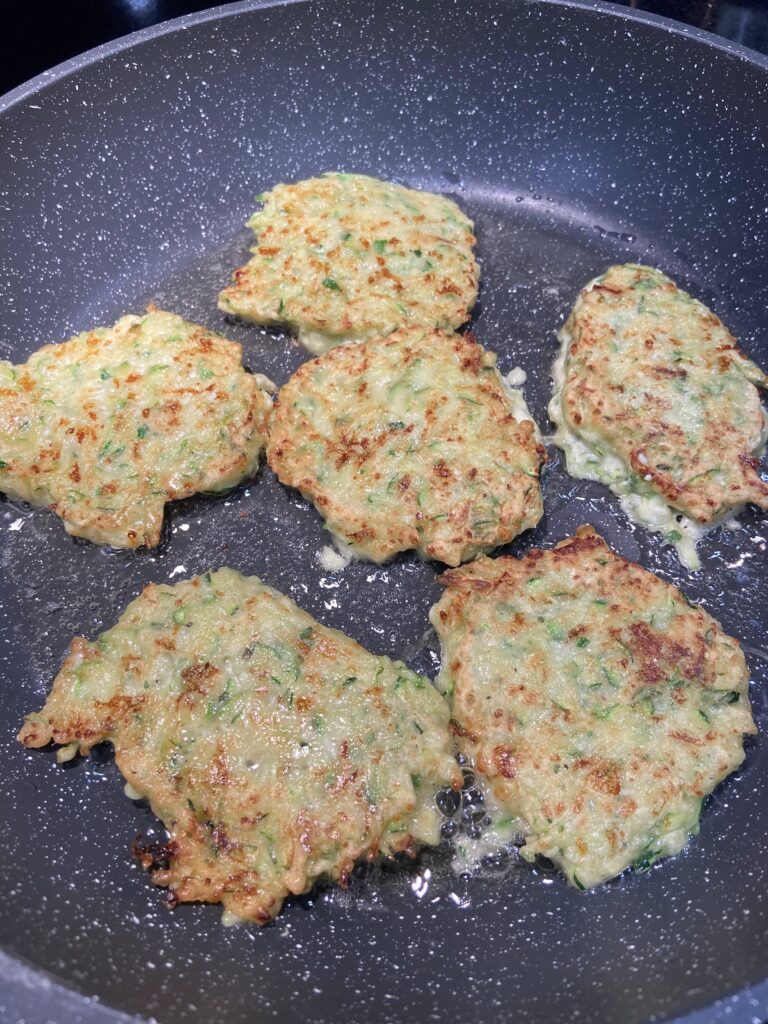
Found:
[1,1,767,1022]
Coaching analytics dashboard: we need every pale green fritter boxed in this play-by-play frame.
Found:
[217,173,479,354]
[431,527,755,890]
[267,328,545,566]
[19,569,461,924]
[549,264,768,567]
[0,310,274,548]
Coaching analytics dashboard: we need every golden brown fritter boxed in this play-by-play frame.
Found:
[267,327,545,565]
[549,264,768,565]
[19,569,461,924]
[431,526,755,889]
[0,310,274,547]
[217,173,479,354]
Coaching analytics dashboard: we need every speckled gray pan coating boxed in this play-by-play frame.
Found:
[1,2,767,1024]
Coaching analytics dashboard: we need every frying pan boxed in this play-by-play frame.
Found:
[1,1,767,1022]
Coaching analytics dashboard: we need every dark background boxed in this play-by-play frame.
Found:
[1,0,768,96]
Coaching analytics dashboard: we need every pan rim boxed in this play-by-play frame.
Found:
[0,0,767,114]
[1,1,767,1022]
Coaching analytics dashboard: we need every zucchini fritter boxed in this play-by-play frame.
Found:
[217,173,479,354]
[430,526,755,889]
[267,328,545,565]
[0,310,274,548]
[549,264,768,567]
[19,569,460,924]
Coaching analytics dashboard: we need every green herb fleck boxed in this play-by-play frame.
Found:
[632,843,661,874]
[632,276,657,291]
[206,679,233,718]
[593,704,617,720]
[546,622,565,642]
[602,667,620,688]
[615,637,634,662]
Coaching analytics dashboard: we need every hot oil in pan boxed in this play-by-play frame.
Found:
[3,188,767,958]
